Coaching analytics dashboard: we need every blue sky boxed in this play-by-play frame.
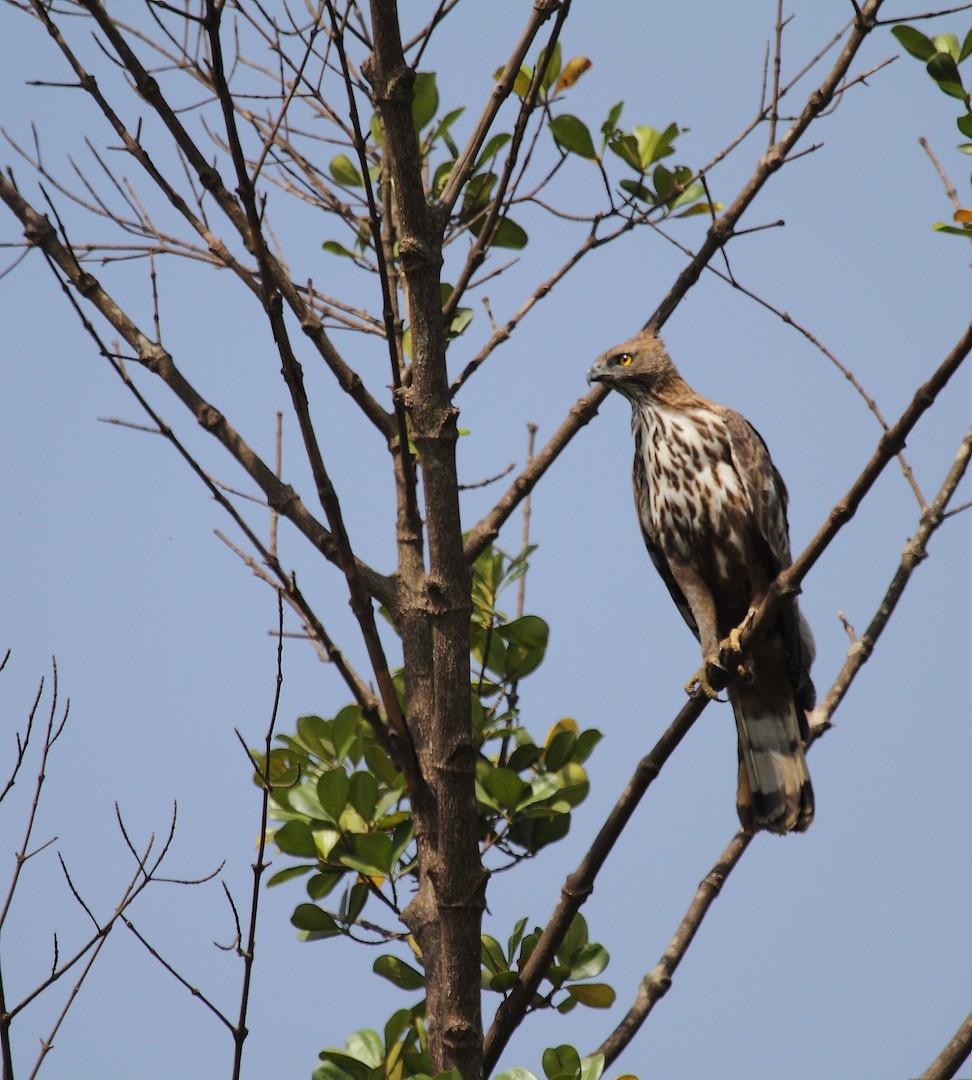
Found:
[2,3,971,1078]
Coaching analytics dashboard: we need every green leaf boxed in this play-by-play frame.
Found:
[449,306,474,339]
[932,33,962,61]
[374,954,426,990]
[542,1045,581,1080]
[412,72,439,132]
[558,913,589,964]
[499,614,549,677]
[601,100,624,139]
[346,1030,384,1069]
[508,810,570,853]
[481,935,510,974]
[488,970,519,992]
[476,133,512,169]
[432,160,454,198]
[892,25,937,61]
[364,743,403,790]
[318,770,351,824]
[957,111,972,139]
[493,1069,540,1080]
[544,726,576,771]
[961,28,972,63]
[608,132,642,170]
[274,820,318,858]
[327,705,360,763]
[430,105,465,156]
[467,213,528,249]
[292,903,340,936]
[579,1055,605,1080]
[568,943,609,980]
[508,916,529,959]
[574,728,603,764]
[322,240,358,259]
[313,1062,359,1080]
[329,154,363,187]
[670,180,704,210]
[927,52,968,100]
[349,771,379,821]
[483,767,529,812]
[566,983,616,1008]
[289,780,326,820]
[932,222,972,235]
[297,713,332,756]
[370,112,383,148]
[619,178,656,204]
[539,41,563,93]
[550,114,598,160]
[340,832,394,877]
[384,1009,413,1054]
[494,64,533,98]
[342,879,369,923]
[633,122,678,169]
[307,870,345,899]
[316,1053,372,1080]
[675,201,721,219]
[267,863,314,888]
[461,171,497,220]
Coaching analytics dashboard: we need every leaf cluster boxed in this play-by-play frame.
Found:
[321,42,715,354]
[256,545,601,944]
[481,913,614,1015]
[892,24,972,236]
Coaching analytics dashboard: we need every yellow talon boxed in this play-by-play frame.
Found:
[685,658,725,699]
[718,624,754,685]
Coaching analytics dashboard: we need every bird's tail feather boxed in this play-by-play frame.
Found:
[730,682,814,834]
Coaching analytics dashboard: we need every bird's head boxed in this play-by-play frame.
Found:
[587,331,678,403]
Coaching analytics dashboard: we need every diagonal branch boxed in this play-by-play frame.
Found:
[437,0,563,218]
[202,1,415,777]
[482,321,972,1073]
[0,175,396,609]
[58,0,393,436]
[919,1006,972,1080]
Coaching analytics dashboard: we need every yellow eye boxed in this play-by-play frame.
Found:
[618,353,633,367]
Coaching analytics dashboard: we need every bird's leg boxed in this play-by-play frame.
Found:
[668,566,728,699]
[685,661,727,700]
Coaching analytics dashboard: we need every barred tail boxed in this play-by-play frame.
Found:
[730,681,814,834]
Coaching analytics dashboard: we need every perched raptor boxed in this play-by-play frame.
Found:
[588,330,815,833]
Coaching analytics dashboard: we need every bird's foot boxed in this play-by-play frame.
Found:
[685,657,729,700]
[718,620,755,685]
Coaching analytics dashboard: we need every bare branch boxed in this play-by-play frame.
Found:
[919,1006,972,1080]
[0,175,396,607]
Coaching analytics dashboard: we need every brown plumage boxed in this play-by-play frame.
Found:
[588,331,815,833]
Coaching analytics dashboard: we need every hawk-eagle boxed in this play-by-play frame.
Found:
[588,330,815,833]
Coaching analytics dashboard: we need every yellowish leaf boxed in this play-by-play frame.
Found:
[953,208,972,223]
[545,717,578,747]
[554,57,592,94]
[566,981,616,1008]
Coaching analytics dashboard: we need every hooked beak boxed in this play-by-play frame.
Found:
[586,358,609,385]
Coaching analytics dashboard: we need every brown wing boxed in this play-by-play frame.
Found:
[722,409,815,713]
